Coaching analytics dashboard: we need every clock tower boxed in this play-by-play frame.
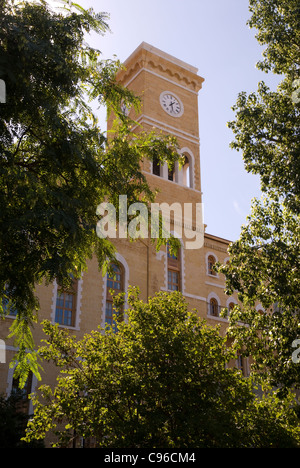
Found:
[111,42,205,251]
[114,42,205,199]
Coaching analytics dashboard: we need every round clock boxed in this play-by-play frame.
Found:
[160,92,183,117]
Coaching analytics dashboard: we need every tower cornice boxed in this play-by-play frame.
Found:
[117,42,204,93]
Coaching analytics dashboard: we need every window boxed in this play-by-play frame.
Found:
[152,150,194,188]
[107,263,122,292]
[152,156,161,177]
[105,301,114,327]
[55,279,78,327]
[207,255,217,276]
[236,353,244,371]
[209,298,219,317]
[2,285,18,317]
[179,150,194,188]
[2,296,17,317]
[236,352,247,376]
[167,243,181,291]
[168,270,180,291]
[182,154,190,187]
[11,371,33,414]
[106,263,124,327]
[168,165,175,182]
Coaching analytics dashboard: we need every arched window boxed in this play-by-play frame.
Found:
[105,263,124,327]
[207,255,217,276]
[167,243,181,291]
[209,298,219,317]
[182,154,191,188]
[152,149,194,189]
[55,278,78,327]
[179,149,194,188]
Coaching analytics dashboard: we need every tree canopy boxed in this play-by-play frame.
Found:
[0,0,179,383]
[23,290,300,448]
[219,0,300,393]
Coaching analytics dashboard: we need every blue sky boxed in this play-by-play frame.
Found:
[60,0,280,241]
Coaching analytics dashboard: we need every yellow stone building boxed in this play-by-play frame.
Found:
[0,43,251,417]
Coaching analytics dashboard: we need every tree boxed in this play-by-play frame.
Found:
[0,0,179,385]
[218,0,300,393]
[23,290,300,448]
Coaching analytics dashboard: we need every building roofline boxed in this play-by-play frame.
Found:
[204,232,232,245]
[122,42,199,75]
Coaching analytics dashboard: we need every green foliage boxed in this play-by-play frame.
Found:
[248,0,300,76]
[228,80,299,212]
[24,290,300,448]
[229,0,299,211]
[0,0,179,384]
[219,0,300,393]
[221,202,300,391]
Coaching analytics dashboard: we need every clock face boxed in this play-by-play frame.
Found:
[160,92,183,117]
